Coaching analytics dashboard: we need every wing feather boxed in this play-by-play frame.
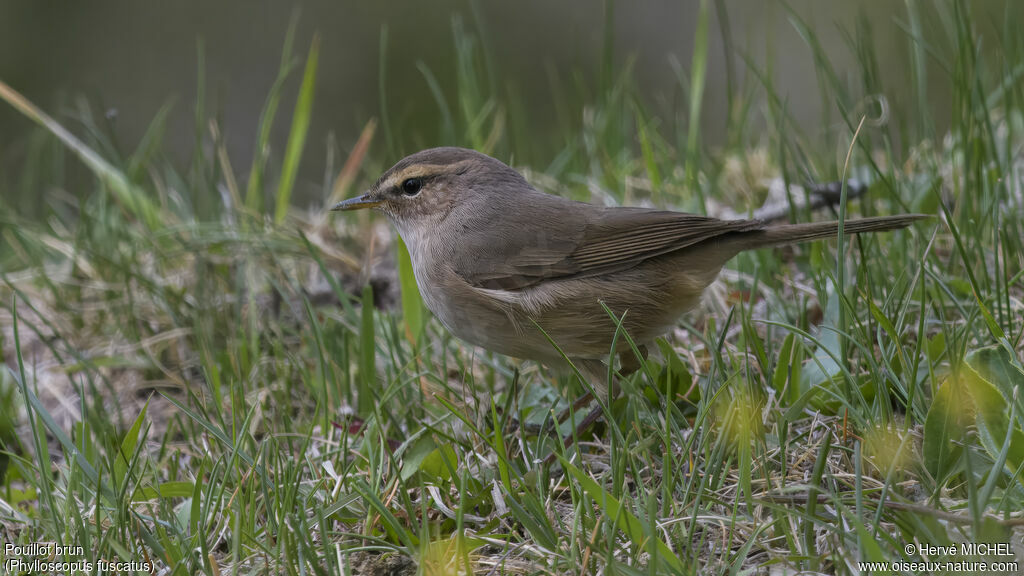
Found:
[454,199,760,291]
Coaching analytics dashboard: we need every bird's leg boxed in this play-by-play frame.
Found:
[561,405,604,447]
[541,360,614,463]
[553,356,611,424]
[564,348,652,443]
[554,390,595,425]
[553,345,647,425]
[543,349,653,464]
[618,344,649,376]
[543,399,609,465]
[519,382,593,436]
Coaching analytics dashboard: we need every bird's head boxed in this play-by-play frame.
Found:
[331,147,528,235]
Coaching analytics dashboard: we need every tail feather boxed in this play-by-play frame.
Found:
[731,214,928,252]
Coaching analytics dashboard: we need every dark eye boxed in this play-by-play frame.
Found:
[401,178,423,196]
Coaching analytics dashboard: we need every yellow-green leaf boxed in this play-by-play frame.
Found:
[923,375,972,483]
[959,362,1024,487]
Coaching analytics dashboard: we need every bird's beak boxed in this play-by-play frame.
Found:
[330,192,382,212]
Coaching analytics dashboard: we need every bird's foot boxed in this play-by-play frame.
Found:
[513,391,596,435]
[542,403,606,466]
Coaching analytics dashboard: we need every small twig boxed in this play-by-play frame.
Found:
[711,178,869,223]
[756,179,869,223]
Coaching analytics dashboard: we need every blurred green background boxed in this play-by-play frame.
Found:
[1,0,1019,213]
[1,4,1023,572]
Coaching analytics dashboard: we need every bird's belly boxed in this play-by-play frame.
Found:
[416,256,722,363]
[420,274,559,361]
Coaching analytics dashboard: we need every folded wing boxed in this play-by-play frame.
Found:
[455,202,760,290]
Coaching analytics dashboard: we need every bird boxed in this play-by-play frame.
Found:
[332,147,925,394]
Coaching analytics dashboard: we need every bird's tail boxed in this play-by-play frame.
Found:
[729,214,928,252]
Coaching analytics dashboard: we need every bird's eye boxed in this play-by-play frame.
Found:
[401,178,423,196]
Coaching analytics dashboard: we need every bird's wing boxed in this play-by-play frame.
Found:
[455,203,761,291]
[568,208,761,275]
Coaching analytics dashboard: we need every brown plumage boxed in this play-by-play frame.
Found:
[333,147,926,385]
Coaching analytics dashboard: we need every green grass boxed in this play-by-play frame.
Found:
[2,2,1024,575]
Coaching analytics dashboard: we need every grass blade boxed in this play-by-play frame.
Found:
[0,80,162,229]
[359,284,377,415]
[396,237,425,343]
[559,457,685,573]
[274,33,320,225]
[246,14,300,214]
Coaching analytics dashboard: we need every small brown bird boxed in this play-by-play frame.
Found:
[333,147,924,388]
